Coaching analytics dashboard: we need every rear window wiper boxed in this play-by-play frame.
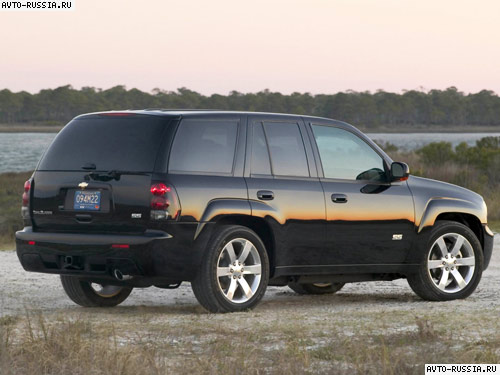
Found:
[86,170,149,181]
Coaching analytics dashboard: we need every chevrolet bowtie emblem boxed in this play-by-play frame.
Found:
[78,182,89,189]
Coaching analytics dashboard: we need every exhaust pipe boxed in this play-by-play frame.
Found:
[113,268,133,281]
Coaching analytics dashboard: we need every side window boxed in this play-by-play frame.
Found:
[311,125,387,181]
[251,123,272,175]
[169,119,238,174]
[263,122,309,177]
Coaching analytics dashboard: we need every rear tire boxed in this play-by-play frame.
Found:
[60,275,133,307]
[288,282,345,295]
[191,225,270,313]
[407,221,483,301]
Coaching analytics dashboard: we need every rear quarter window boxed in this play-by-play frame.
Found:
[168,119,239,175]
[38,115,169,172]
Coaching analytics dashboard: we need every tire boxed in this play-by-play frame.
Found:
[407,221,483,301]
[60,275,133,307]
[288,282,345,295]
[191,225,270,313]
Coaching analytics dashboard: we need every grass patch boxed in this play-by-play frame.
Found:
[0,172,33,250]
[0,123,63,133]
[0,311,498,375]
[488,220,500,233]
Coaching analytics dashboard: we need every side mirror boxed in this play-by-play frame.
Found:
[391,162,410,181]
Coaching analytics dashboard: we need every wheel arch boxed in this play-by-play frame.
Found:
[418,198,486,234]
[434,212,484,249]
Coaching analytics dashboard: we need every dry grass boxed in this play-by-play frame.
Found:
[0,124,62,133]
[0,172,33,249]
[0,308,498,375]
[385,148,500,223]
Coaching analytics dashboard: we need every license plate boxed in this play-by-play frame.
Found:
[74,191,101,211]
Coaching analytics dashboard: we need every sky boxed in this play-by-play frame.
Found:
[0,0,499,95]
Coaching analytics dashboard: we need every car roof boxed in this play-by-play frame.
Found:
[77,109,353,127]
[74,109,392,164]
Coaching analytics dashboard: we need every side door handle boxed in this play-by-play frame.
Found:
[331,193,348,203]
[257,190,274,201]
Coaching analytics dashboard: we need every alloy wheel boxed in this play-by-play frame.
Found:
[216,238,262,303]
[427,233,475,294]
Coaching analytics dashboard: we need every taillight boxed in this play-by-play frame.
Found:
[22,180,31,207]
[150,182,178,220]
[151,197,169,210]
[150,183,170,196]
[22,179,32,219]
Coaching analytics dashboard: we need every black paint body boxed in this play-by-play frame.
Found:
[16,111,494,287]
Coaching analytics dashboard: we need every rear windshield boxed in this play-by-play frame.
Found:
[38,115,168,172]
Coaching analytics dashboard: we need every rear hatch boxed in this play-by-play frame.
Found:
[31,113,171,234]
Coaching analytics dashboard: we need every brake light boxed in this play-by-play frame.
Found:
[98,112,136,117]
[150,183,170,196]
[111,244,129,249]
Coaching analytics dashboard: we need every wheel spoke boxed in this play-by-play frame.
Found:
[217,267,231,277]
[226,278,238,300]
[450,236,465,256]
[428,260,444,270]
[451,269,467,289]
[438,270,449,290]
[456,256,475,266]
[238,241,252,263]
[238,277,253,298]
[225,242,237,263]
[436,237,448,257]
[243,264,262,275]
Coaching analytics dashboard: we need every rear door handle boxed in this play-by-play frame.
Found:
[257,190,274,201]
[331,193,348,203]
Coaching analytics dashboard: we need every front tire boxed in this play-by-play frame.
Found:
[60,275,133,307]
[191,225,270,313]
[407,221,483,301]
[288,282,345,295]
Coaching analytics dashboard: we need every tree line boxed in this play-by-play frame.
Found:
[0,85,499,128]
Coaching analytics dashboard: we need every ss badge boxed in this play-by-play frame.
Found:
[392,234,403,241]
[131,213,142,219]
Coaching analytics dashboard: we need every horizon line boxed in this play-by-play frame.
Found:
[1,85,498,97]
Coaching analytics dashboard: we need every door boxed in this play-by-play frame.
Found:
[245,116,326,269]
[309,124,415,265]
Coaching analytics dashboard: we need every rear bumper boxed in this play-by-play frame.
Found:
[15,227,191,285]
[483,224,494,270]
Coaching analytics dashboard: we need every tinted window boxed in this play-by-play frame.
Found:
[263,122,309,177]
[312,125,386,181]
[38,115,168,172]
[169,119,238,174]
[251,123,271,175]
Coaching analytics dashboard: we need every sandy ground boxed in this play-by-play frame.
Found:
[0,236,498,318]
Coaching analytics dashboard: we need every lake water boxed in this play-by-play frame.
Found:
[1,132,500,173]
[367,132,500,151]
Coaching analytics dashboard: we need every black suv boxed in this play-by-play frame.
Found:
[16,111,494,312]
